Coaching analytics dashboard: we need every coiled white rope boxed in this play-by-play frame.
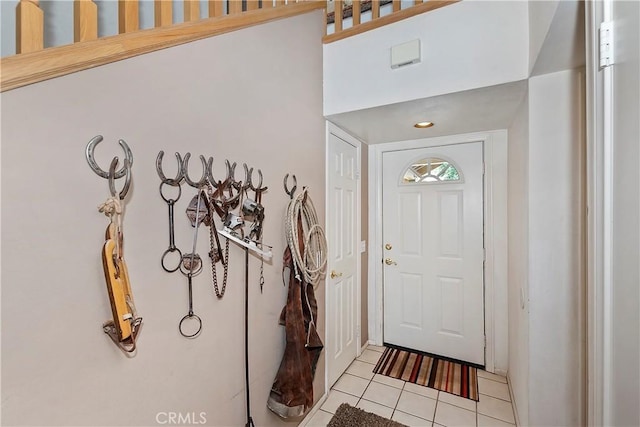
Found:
[284,187,328,288]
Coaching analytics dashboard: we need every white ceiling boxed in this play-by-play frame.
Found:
[326,80,528,144]
[324,0,584,146]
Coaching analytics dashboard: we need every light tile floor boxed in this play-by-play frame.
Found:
[306,345,517,427]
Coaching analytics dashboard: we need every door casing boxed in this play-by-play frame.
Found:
[369,130,508,374]
[325,122,363,391]
[382,142,486,365]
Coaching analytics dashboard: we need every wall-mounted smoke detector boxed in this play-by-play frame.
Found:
[391,39,421,69]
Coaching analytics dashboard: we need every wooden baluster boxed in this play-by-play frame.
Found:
[119,0,139,33]
[352,0,361,26]
[323,2,328,36]
[392,0,400,12]
[154,0,172,27]
[16,0,44,54]
[74,0,98,42]
[371,0,380,19]
[261,0,272,9]
[247,0,259,11]
[209,0,223,17]
[228,0,243,14]
[334,0,343,32]
[184,0,200,21]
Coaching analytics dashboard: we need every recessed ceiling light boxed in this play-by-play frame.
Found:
[414,121,434,128]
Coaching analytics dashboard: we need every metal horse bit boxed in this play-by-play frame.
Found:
[177,190,205,338]
[157,151,184,272]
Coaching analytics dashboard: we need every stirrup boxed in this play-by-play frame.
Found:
[103,316,143,356]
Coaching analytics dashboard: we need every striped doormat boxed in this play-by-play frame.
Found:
[373,346,479,401]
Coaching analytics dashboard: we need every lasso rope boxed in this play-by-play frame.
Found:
[284,187,328,288]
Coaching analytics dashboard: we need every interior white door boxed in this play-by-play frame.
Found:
[327,132,359,387]
[382,142,485,365]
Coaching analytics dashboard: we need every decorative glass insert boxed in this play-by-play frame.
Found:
[402,158,461,183]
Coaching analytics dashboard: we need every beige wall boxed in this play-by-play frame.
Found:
[360,143,369,346]
[609,2,640,424]
[506,68,585,426]
[1,11,325,427]
[528,69,584,427]
[507,92,530,426]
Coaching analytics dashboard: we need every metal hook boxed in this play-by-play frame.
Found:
[242,163,253,191]
[225,160,239,186]
[108,157,131,200]
[86,135,133,179]
[206,161,220,188]
[183,153,212,188]
[156,151,184,185]
[246,166,266,192]
[284,174,297,199]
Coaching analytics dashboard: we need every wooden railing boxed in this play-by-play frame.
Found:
[1,0,325,92]
[324,0,459,43]
[1,0,459,92]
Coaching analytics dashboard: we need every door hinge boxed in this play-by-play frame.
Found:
[484,336,487,349]
[599,21,615,68]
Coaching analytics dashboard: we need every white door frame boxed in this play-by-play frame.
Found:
[369,130,508,374]
[324,121,363,392]
[585,0,605,424]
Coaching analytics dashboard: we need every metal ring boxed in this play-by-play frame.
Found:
[86,135,133,179]
[156,151,184,185]
[161,247,183,273]
[179,253,203,276]
[108,157,132,200]
[159,181,182,203]
[179,314,202,338]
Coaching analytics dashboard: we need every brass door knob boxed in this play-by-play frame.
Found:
[330,270,343,279]
[385,258,397,266]
[385,243,392,250]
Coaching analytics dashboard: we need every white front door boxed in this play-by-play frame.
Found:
[382,142,485,365]
[327,131,359,387]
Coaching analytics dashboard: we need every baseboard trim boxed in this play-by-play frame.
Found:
[506,372,521,427]
[494,368,508,377]
[308,341,370,427]
[297,392,329,427]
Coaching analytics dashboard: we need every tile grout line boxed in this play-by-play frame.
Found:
[478,412,517,426]
[477,373,509,384]
[478,391,512,403]
[339,360,517,426]
[433,396,439,426]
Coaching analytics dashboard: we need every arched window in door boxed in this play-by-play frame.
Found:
[402,157,462,183]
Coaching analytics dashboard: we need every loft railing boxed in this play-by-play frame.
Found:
[323,0,458,42]
[1,0,458,92]
[0,0,325,92]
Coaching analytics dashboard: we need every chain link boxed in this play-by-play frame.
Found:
[259,254,265,293]
[208,198,230,298]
